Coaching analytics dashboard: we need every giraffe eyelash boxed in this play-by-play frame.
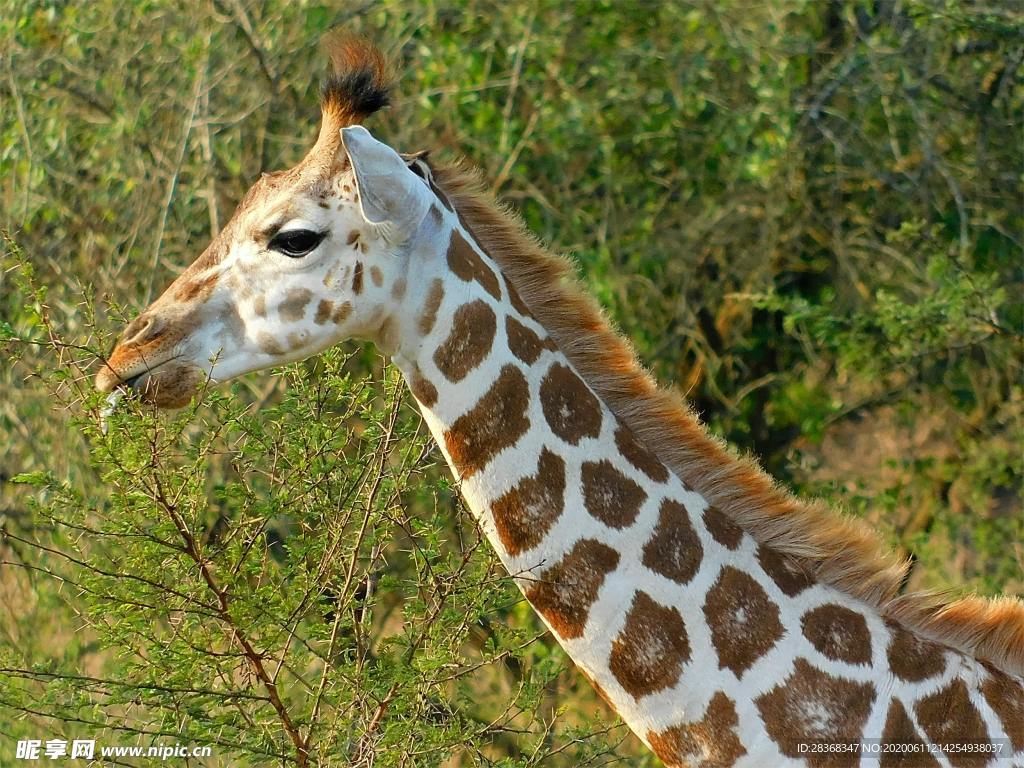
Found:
[267,228,327,258]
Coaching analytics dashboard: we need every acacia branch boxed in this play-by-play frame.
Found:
[150,473,310,766]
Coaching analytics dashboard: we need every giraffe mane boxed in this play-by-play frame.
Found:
[431,159,1024,677]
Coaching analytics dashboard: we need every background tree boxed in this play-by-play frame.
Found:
[1,1,1021,765]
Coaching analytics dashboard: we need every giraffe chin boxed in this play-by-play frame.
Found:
[131,364,208,409]
[99,363,208,410]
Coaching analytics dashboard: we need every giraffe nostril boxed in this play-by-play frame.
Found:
[123,314,163,346]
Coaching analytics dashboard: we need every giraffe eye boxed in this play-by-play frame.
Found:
[268,229,326,258]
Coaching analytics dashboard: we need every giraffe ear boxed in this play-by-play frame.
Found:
[341,125,430,239]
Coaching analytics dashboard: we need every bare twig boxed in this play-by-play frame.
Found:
[145,54,206,303]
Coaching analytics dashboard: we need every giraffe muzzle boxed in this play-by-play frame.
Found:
[94,354,157,395]
[96,353,206,414]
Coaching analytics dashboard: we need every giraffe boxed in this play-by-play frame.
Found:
[95,38,1024,767]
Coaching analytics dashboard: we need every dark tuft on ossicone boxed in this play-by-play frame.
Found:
[319,32,390,122]
[320,70,390,119]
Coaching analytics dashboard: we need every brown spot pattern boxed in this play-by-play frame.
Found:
[391,277,406,299]
[331,301,352,324]
[254,295,266,317]
[444,365,530,479]
[525,538,619,640]
[217,302,245,345]
[581,460,647,529]
[447,229,501,300]
[433,300,497,382]
[609,591,690,699]
[506,316,554,364]
[757,544,814,596]
[352,262,364,294]
[704,566,784,676]
[314,299,333,325]
[755,658,876,768]
[346,229,360,245]
[505,276,533,317]
[174,272,218,302]
[614,424,669,483]
[642,499,703,584]
[278,288,312,322]
[378,316,399,350]
[492,448,565,556]
[915,680,992,766]
[880,699,939,768]
[540,363,602,445]
[648,692,747,768]
[702,505,743,550]
[257,332,285,356]
[409,366,438,407]
[981,664,1024,751]
[801,604,872,665]
[418,279,444,336]
[370,265,383,287]
[886,622,947,682]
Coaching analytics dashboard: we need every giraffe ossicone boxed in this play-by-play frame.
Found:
[96,37,1024,767]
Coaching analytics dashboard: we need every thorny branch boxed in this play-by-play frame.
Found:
[149,472,311,766]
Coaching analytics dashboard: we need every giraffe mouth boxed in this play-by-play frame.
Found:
[97,364,160,433]
[121,372,144,390]
[95,353,183,395]
[95,352,207,416]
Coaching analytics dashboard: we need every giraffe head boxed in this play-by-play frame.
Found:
[95,39,437,408]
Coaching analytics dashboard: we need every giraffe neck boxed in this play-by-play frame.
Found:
[383,207,1023,767]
